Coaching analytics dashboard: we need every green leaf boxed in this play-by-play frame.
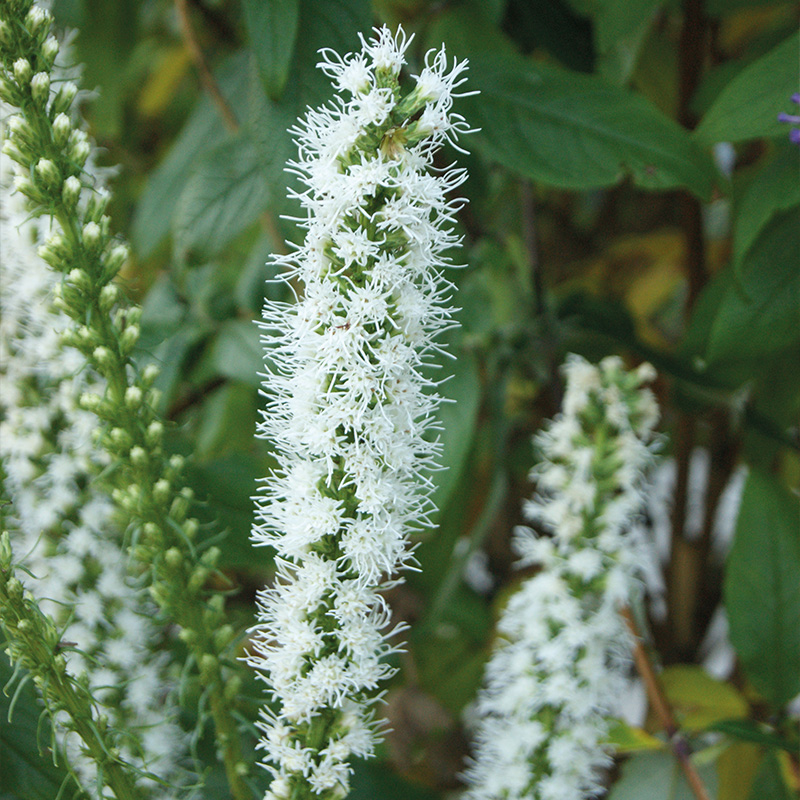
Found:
[243,0,300,99]
[195,383,258,461]
[747,752,793,800]
[695,31,799,144]
[594,0,664,85]
[132,52,252,258]
[724,470,800,707]
[458,50,716,197]
[173,135,272,259]
[608,750,719,800]
[660,665,748,731]
[711,719,798,753]
[0,655,78,800]
[209,319,264,388]
[733,145,800,266]
[350,759,440,800]
[704,209,800,364]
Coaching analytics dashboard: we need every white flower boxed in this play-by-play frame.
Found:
[463,355,659,800]
[248,25,471,799]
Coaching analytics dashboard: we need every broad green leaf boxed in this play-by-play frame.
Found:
[243,0,300,99]
[660,665,748,731]
[717,742,762,800]
[173,135,272,259]
[0,655,78,800]
[195,383,258,461]
[724,470,800,707]
[747,752,793,800]
[733,145,800,266]
[209,319,264,387]
[608,750,719,800]
[594,0,664,85]
[705,209,800,364]
[457,50,716,197]
[695,31,799,144]
[132,52,252,258]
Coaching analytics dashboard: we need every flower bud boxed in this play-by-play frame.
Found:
[82,221,102,250]
[41,35,59,67]
[145,421,164,448]
[62,174,81,208]
[164,547,183,570]
[141,363,160,387]
[198,654,218,685]
[119,324,140,355]
[30,72,49,105]
[35,158,60,192]
[124,385,142,410]
[25,5,51,37]
[99,283,118,313]
[103,243,129,276]
[12,58,32,85]
[92,345,114,369]
[129,445,147,468]
[52,112,72,147]
[153,479,171,504]
[109,427,132,450]
[51,81,77,115]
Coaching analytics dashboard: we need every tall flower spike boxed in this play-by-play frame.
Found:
[248,26,472,800]
[0,153,188,796]
[463,355,660,800]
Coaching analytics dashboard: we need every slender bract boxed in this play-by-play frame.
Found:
[249,26,472,800]
[463,355,659,800]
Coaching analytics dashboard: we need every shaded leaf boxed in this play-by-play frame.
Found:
[594,0,664,85]
[695,31,799,144]
[457,49,716,197]
[243,0,300,99]
[733,144,800,266]
[209,319,264,388]
[607,720,664,753]
[173,135,272,259]
[705,209,800,364]
[724,470,800,707]
[132,52,252,258]
[747,752,793,800]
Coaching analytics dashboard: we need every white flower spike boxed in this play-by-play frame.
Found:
[248,25,472,800]
[463,355,660,800]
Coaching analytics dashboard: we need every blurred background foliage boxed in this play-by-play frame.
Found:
[3,0,799,797]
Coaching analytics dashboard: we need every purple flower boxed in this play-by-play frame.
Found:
[778,93,800,145]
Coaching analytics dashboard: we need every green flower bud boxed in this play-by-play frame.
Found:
[141,363,160,387]
[164,547,183,570]
[129,445,147,468]
[30,71,49,105]
[41,35,59,67]
[98,283,118,313]
[198,654,218,684]
[51,81,77,115]
[25,5,51,37]
[178,628,198,647]
[224,674,243,703]
[104,243,129,276]
[153,479,171,504]
[213,625,236,652]
[92,345,114,369]
[183,518,199,540]
[52,112,72,146]
[62,174,81,208]
[145,421,164,448]
[188,566,209,594]
[12,58,32,85]
[119,324,140,355]
[81,221,102,250]
[124,385,142,409]
[35,158,60,192]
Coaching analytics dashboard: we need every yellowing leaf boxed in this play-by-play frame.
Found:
[607,719,665,754]
[661,665,748,732]
[138,45,191,118]
[717,742,763,800]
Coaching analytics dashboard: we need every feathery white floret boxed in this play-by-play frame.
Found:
[248,26,471,800]
[463,355,659,800]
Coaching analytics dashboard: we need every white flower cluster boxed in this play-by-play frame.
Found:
[248,26,472,800]
[463,355,659,800]
[0,152,187,796]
